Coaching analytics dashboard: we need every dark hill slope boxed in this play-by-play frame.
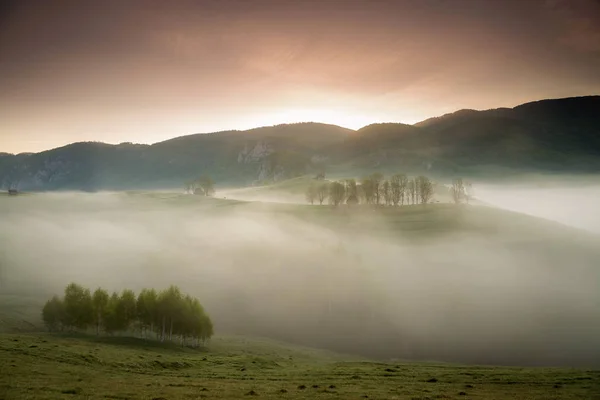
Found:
[0,123,353,190]
[1,96,598,190]
[340,96,600,175]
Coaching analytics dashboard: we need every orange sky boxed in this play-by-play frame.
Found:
[1,0,599,153]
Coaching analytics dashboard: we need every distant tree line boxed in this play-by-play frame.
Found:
[42,283,213,347]
[305,173,435,206]
[184,175,215,196]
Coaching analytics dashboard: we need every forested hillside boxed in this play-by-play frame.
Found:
[1,96,599,191]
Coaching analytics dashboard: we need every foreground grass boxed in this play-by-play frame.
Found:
[1,333,599,399]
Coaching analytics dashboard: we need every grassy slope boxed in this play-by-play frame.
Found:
[1,192,600,399]
[1,333,599,400]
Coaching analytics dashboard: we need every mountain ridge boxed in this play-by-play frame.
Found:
[1,96,599,190]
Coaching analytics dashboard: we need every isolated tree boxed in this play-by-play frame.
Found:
[382,180,391,206]
[91,288,109,336]
[329,181,346,206]
[451,178,465,204]
[305,183,317,205]
[193,175,215,196]
[416,176,434,204]
[42,295,65,331]
[316,183,329,205]
[63,283,93,330]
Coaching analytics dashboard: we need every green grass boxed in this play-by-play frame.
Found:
[1,333,598,399]
[2,191,600,398]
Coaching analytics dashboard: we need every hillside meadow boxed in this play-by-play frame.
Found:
[1,190,600,367]
[1,333,599,400]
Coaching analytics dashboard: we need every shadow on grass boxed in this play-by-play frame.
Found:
[48,332,209,353]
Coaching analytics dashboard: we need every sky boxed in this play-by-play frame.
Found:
[1,0,599,154]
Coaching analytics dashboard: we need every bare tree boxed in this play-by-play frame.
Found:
[345,179,359,205]
[305,183,317,205]
[356,183,366,204]
[390,175,401,206]
[391,173,408,206]
[371,172,384,205]
[329,181,346,206]
[382,180,391,206]
[451,178,465,204]
[416,176,434,204]
[317,183,329,205]
[360,176,375,204]
[465,181,473,204]
[407,179,416,205]
[191,175,215,196]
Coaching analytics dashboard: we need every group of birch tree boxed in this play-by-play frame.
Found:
[42,283,213,346]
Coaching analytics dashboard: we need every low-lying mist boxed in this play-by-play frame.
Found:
[1,191,599,368]
[475,181,600,234]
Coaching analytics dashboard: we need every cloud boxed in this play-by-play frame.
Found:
[545,0,600,52]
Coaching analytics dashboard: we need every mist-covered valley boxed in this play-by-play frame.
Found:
[2,183,599,368]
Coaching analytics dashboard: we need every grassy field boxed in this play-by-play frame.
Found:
[1,333,599,400]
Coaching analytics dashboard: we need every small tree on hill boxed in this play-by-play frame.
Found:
[92,288,109,336]
[305,183,317,205]
[345,179,359,205]
[119,289,137,332]
[63,283,93,330]
[407,179,416,205]
[329,181,346,206]
[317,183,329,205]
[360,176,375,204]
[137,288,158,339]
[158,285,183,341]
[382,180,391,206]
[416,176,434,204]
[103,292,123,334]
[465,181,473,204]
[42,295,65,331]
[371,173,384,205]
[195,175,215,196]
[451,178,465,204]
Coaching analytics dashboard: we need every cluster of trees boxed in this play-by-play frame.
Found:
[305,173,435,206]
[42,283,213,346]
[184,175,215,196]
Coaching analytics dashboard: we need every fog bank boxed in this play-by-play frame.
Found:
[1,192,599,367]
[475,183,600,234]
